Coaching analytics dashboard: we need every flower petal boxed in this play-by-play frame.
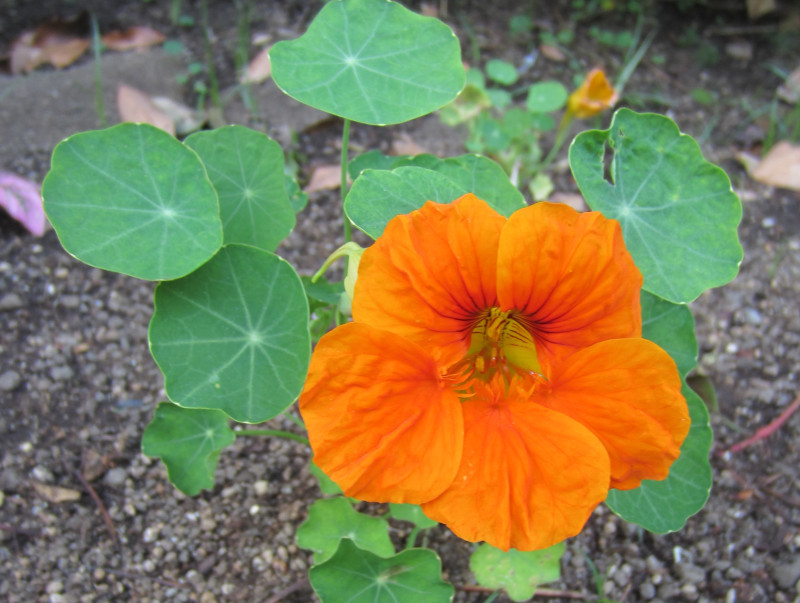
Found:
[540,338,689,490]
[497,202,642,364]
[353,193,505,366]
[422,379,610,551]
[299,323,463,503]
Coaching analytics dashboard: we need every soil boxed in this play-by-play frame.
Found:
[1,1,800,602]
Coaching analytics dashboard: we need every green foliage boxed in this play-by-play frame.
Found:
[470,542,565,602]
[486,59,518,86]
[43,123,222,281]
[345,154,524,238]
[141,402,235,495]
[525,81,568,113]
[310,539,454,603]
[149,245,310,423]
[297,497,395,563]
[389,504,438,530]
[269,0,465,125]
[570,108,743,303]
[184,126,295,252]
[641,291,698,380]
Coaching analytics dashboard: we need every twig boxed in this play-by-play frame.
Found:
[457,584,590,599]
[264,577,311,603]
[100,567,194,591]
[72,469,117,544]
[723,393,800,455]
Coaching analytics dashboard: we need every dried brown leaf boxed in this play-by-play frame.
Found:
[747,142,800,191]
[304,164,342,193]
[746,0,776,19]
[778,66,800,104]
[9,12,91,74]
[549,192,587,212]
[32,481,81,504]
[101,26,165,51]
[540,44,566,62]
[241,46,272,84]
[117,84,176,136]
[392,132,427,156]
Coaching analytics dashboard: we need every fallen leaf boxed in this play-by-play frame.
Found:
[549,192,587,212]
[241,46,271,84]
[304,164,342,193]
[101,26,165,51]
[777,66,800,104]
[540,44,566,62]
[391,132,427,156]
[81,448,108,482]
[117,84,176,136]
[9,12,91,74]
[32,481,81,504]
[746,141,800,191]
[151,96,205,135]
[0,172,47,236]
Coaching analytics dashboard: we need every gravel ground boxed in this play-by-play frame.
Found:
[2,1,800,602]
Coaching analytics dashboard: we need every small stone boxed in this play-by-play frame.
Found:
[639,582,656,599]
[0,293,23,311]
[200,593,218,603]
[253,480,269,496]
[46,580,63,594]
[32,465,55,483]
[103,468,127,487]
[675,562,706,584]
[49,365,74,381]
[200,517,217,531]
[772,558,800,590]
[0,371,21,392]
[725,41,753,61]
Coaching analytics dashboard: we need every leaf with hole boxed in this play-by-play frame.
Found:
[141,402,235,496]
[270,0,465,125]
[346,154,525,238]
[570,108,742,303]
[43,123,222,280]
[297,497,394,563]
[185,126,295,252]
[148,244,310,423]
[310,538,454,602]
[605,383,712,532]
[470,542,564,602]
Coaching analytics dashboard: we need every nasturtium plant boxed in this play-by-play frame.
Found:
[526,81,568,113]
[470,542,565,602]
[141,402,235,496]
[570,108,743,303]
[309,539,454,603]
[270,0,465,125]
[148,244,310,424]
[296,497,395,563]
[42,123,222,281]
[184,125,295,252]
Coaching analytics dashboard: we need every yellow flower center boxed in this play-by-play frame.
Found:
[450,307,542,385]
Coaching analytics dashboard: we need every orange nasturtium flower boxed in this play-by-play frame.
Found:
[300,194,689,551]
[567,68,618,119]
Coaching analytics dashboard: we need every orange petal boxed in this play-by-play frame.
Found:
[497,202,642,365]
[422,380,610,551]
[353,194,505,366]
[540,338,689,490]
[299,323,463,503]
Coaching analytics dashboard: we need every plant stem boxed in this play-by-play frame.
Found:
[404,526,421,550]
[90,14,107,128]
[341,118,352,243]
[236,429,310,446]
[537,111,574,173]
[200,0,222,111]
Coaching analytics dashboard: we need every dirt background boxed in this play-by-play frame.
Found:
[1,0,799,601]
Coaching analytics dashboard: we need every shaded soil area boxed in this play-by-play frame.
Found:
[1,1,800,601]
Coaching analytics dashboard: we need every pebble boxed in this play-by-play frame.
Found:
[253,480,269,496]
[676,562,706,584]
[32,465,55,483]
[0,370,22,391]
[0,293,23,311]
[49,365,74,381]
[639,581,656,599]
[103,468,127,487]
[772,558,800,590]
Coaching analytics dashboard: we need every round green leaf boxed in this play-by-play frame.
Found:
[486,59,518,86]
[148,244,310,423]
[42,123,222,281]
[269,0,465,125]
[297,498,394,563]
[346,155,525,238]
[605,383,712,532]
[184,126,295,252]
[569,108,743,303]
[525,81,568,113]
[641,291,698,380]
[141,402,235,496]
[310,539,454,603]
[470,542,564,602]
[388,504,438,529]
[309,460,344,496]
